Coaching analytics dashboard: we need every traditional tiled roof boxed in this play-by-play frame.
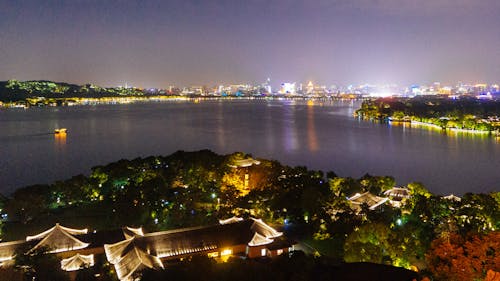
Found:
[123,227,145,239]
[26,223,89,253]
[103,218,290,280]
[104,237,163,281]
[383,187,411,201]
[1,218,291,280]
[219,216,244,225]
[248,232,273,246]
[0,240,26,264]
[61,253,94,271]
[250,218,282,238]
[443,194,461,201]
[228,158,261,168]
[348,192,389,211]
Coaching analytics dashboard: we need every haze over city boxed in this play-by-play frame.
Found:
[1,0,499,88]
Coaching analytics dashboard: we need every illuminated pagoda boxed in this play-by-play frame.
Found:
[0,240,25,266]
[348,192,389,212]
[0,218,292,280]
[443,194,462,202]
[26,223,89,254]
[60,253,95,271]
[104,237,164,281]
[0,223,90,267]
[383,187,410,200]
[123,226,145,239]
[104,218,291,280]
[219,216,244,224]
[383,187,411,207]
[227,155,261,195]
[228,157,261,168]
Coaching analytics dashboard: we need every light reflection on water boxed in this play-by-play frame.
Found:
[307,101,318,152]
[0,99,498,195]
[283,102,298,152]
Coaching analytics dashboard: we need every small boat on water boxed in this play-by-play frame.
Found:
[54,128,68,134]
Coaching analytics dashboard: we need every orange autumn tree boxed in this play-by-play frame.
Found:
[426,231,500,281]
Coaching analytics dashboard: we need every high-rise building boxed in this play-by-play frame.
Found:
[279,82,296,94]
[306,81,314,94]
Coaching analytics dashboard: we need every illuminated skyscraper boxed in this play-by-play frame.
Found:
[306,81,314,94]
[279,82,296,94]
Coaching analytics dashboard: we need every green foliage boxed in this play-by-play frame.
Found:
[359,174,396,195]
[1,149,498,278]
[356,97,500,132]
[344,223,394,264]
[0,80,145,102]
[344,222,426,270]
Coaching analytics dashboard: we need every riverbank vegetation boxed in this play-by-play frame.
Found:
[0,80,149,103]
[355,97,500,133]
[0,150,498,280]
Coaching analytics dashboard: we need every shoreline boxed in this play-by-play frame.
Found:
[0,95,362,108]
[389,119,499,136]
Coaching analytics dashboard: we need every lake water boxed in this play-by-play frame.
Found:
[1,99,499,195]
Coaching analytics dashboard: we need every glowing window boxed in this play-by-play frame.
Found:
[277,249,283,255]
[207,252,219,258]
[221,249,232,256]
[261,249,266,257]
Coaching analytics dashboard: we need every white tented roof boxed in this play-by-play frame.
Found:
[250,218,282,238]
[104,237,163,281]
[443,194,462,202]
[26,223,89,253]
[123,227,145,239]
[61,253,94,271]
[248,232,274,246]
[219,217,244,225]
[348,192,389,211]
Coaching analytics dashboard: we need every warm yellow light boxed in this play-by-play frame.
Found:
[207,252,219,258]
[220,249,232,256]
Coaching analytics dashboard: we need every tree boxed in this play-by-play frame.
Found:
[359,174,395,195]
[5,185,49,223]
[14,245,70,281]
[426,232,500,281]
[456,193,499,234]
[425,233,468,281]
[344,223,394,264]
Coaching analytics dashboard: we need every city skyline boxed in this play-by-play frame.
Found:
[1,0,499,88]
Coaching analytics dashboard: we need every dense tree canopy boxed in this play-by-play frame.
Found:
[355,97,500,132]
[0,150,498,281]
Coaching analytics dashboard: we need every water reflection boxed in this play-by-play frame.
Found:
[307,101,318,152]
[54,132,67,148]
[283,102,298,151]
[1,100,498,195]
[264,101,275,151]
[216,102,225,147]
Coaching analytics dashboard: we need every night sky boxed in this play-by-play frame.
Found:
[1,0,499,88]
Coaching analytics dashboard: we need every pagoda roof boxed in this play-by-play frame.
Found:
[228,158,261,168]
[123,227,145,240]
[250,218,282,238]
[348,192,389,211]
[383,187,411,200]
[103,218,290,279]
[248,232,273,246]
[0,240,26,264]
[443,194,462,201]
[104,238,163,281]
[26,223,89,253]
[219,216,244,225]
[60,253,94,271]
